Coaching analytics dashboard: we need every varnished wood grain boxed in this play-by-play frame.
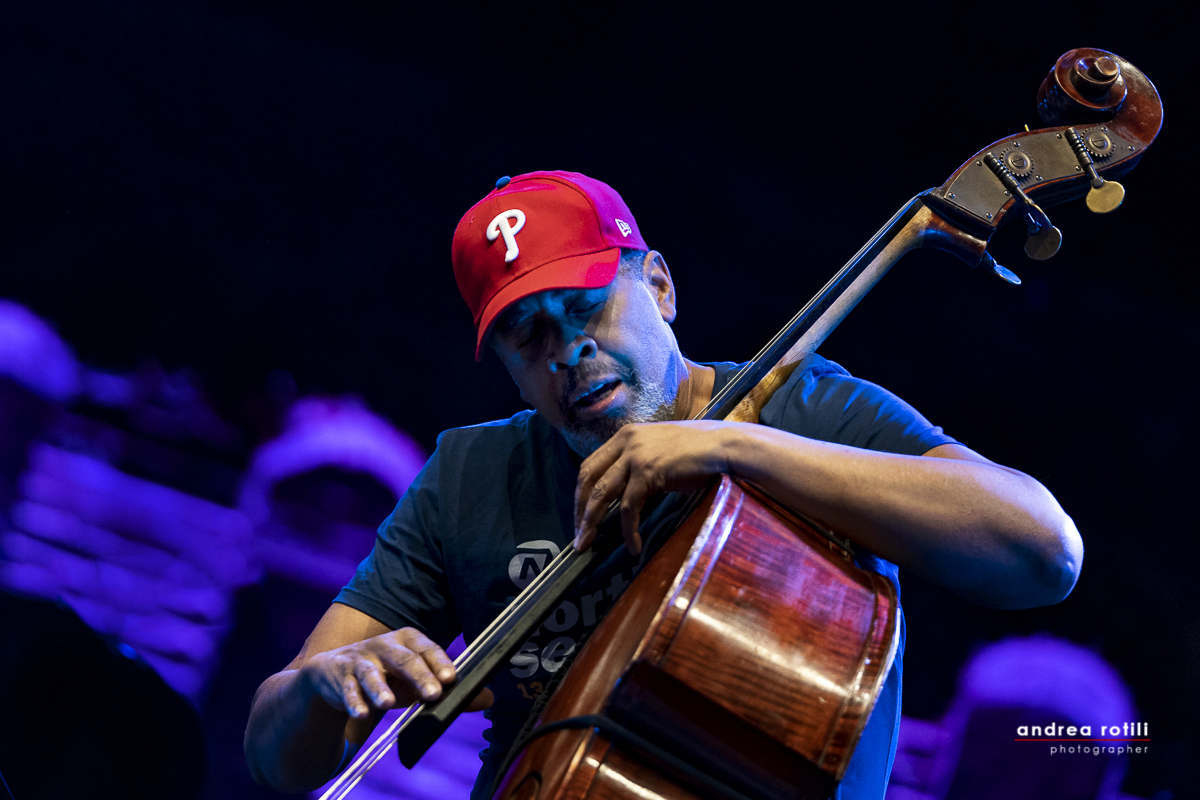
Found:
[494,478,897,800]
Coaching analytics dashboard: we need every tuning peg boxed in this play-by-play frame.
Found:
[981,252,1021,285]
[1066,127,1125,214]
[1021,204,1063,261]
[1086,181,1125,214]
[982,153,1063,260]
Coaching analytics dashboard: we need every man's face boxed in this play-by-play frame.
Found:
[491,258,683,456]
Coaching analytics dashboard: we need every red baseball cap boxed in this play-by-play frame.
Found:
[452,170,648,360]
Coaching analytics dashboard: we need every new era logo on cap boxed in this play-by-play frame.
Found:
[452,171,649,360]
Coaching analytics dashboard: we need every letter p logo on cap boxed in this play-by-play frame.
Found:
[487,209,526,263]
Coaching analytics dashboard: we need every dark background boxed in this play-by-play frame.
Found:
[1,2,1195,797]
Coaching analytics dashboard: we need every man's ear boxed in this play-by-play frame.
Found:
[641,250,677,323]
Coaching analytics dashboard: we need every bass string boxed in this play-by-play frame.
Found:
[452,495,637,680]
[453,493,627,672]
[320,703,421,799]
[453,538,579,667]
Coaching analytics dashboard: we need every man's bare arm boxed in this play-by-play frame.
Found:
[573,422,1082,610]
[243,602,464,792]
[730,436,1081,608]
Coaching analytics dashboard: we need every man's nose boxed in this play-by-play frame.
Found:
[548,334,596,372]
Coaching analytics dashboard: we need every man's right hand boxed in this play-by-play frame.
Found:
[245,604,491,792]
[300,627,459,719]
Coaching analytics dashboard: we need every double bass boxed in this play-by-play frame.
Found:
[321,47,1163,800]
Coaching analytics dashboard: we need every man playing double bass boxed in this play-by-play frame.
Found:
[245,170,1082,799]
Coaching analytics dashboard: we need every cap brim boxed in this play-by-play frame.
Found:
[475,247,621,360]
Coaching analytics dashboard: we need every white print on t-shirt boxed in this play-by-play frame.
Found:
[508,540,561,589]
[508,538,647,680]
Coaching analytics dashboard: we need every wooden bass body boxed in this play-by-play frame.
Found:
[495,475,900,800]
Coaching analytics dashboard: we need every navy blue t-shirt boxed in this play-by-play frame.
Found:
[336,355,956,799]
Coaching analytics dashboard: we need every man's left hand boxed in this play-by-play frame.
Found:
[573,421,738,554]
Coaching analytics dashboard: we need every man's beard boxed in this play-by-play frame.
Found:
[557,363,676,457]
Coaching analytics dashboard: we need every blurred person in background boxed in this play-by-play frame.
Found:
[234,394,486,800]
[887,635,1146,800]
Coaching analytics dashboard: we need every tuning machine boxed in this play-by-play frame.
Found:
[982,152,1062,261]
[1066,126,1125,213]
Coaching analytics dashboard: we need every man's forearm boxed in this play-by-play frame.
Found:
[722,425,1082,609]
[245,669,351,792]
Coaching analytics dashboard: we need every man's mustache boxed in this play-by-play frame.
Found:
[560,363,635,411]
